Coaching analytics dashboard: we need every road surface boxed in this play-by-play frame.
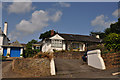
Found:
[50,58,119,78]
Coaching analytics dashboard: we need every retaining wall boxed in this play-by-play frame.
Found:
[102,52,120,69]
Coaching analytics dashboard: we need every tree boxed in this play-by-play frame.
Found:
[90,32,106,39]
[26,39,38,50]
[39,30,57,40]
[104,33,120,51]
[23,39,40,58]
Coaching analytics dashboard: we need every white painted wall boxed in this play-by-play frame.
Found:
[7,48,10,54]
[87,49,106,70]
[20,48,23,54]
[50,34,64,40]
[42,41,66,52]
[0,35,3,54]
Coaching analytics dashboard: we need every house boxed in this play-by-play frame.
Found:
[33,30,102,52]
[0,22,10,54]
[0,22,24,57]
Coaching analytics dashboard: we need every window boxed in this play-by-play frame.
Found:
[72,43,79,49]
[51,39,62,48]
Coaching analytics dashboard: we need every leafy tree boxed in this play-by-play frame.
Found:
[90,32,106,39]
[90,18,120,51]
[26,39,38,49]
[104,33,120,51]
[39,30,57,40]
[23,39,40,58]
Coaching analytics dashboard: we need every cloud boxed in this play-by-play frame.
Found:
[58,2,71,7]
[91,15,115,31]
[112,8,120,17]
[51,11,63,22]
[8,31,21,41]
[8,0,34,14]
[16,10,62,34]
[9,9,62,41]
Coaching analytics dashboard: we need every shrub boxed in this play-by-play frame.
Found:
[23,49,40,58]
[104,33,120,51]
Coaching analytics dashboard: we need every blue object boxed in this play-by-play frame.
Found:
[10,47,21,57]
[3,48,7,56]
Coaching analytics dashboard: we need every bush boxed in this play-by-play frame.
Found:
[23,49,40,58]
[104,33,120,51]
[33,52,53,60]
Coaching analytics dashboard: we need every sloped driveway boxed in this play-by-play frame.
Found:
[52,58,119,78]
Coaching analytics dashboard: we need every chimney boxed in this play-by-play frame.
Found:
[96,35,100,39]
[51,30,54,36]
[4,22,8,36]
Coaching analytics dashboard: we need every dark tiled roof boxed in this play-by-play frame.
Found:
[2,41,23,47]
[58,33,102,43]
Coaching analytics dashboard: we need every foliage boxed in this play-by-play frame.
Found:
[90,32,106,39]
[2,56,7,60]
[90,18,120,51]
[23,49,40,58]
[26,39,38,50]
[23,39,39,58]
[104,33,120,51]
[33,52,53,60]
[39,30,57,40]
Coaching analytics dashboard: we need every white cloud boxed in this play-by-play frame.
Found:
[51,11,63,22]
[58,2,71,7]
[112,9,120,17]
[9,9,62,40]
[8,0,34,14]
[8,31,21,41]
[91,15,115,31]
[16,10,62,34]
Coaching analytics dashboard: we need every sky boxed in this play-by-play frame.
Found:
[1,1,119,43]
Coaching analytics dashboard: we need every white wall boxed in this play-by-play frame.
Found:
[42,41,66,52]
[0,35,3,54]
[20,48,23,54]
[87,49,106,70]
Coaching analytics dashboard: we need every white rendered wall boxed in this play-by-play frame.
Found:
[20,48,23,54]
[7,48,10,54]
[0,35,3,54]
[42,41,65,52]
[87,49,106,70]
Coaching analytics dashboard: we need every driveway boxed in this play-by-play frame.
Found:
[2,57,119,78]
[51,58,119,78]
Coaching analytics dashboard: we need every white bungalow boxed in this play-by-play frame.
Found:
[33,30,101,52]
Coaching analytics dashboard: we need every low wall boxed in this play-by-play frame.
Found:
[13,58,50,77]
[54,51,85,59]
[102,52,120,69]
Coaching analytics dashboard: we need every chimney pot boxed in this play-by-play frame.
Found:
[4,22,8,36]
[51,30,54,36]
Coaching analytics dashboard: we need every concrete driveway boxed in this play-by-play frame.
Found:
[51,58,119,78]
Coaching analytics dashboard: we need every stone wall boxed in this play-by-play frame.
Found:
[54,51,85,59]
[102,52,120,69]
[13,58,50,77]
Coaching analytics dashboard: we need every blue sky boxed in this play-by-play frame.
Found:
[2,2,119,43]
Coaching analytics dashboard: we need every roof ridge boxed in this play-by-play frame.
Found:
[58,33,91,37]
